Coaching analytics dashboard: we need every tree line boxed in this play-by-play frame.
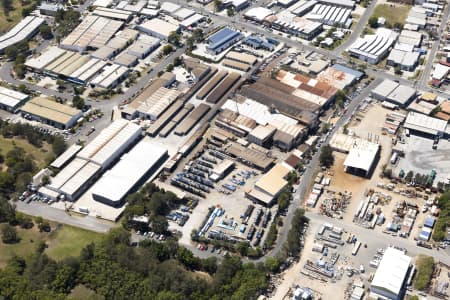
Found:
[0,227,270,299]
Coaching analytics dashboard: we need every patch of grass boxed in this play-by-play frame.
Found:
[46,225,102,260]
[413,255,434,291]
[0,223,102,267]
[0,0,39,33]
[0,226,46,267]
[371,4,411,27]
[0,136,51,169]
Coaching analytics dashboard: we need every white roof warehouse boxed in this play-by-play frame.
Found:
[0,86,30,112]
[91,139,168,207]
[343,139,379,178]
[370,247,412,300]
[404,111,448,137]
[0,16,45,53]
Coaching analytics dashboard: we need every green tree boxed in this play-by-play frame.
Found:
[368,17,378,28]
[161,45,174,56]
[173,57,183,67]
[39,24,53,40]
[52,136,67,156]
[413,255,434,290]
[319,145,334,167]
[1,224,19,243]
[213,0,222,12]
[72,95,84,109]
[227,7,234,16]
[264,257,281,273]
[168,31,181,46]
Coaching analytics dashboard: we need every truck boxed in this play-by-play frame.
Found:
[352,241,361,256]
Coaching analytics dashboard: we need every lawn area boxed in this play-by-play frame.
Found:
[371,4,411,27]
[0,136,51,169]
[413,255,435,291]
[46,224,103,260]
[0,223,102,267]
[0,226,47,267]
[0,0,39,33]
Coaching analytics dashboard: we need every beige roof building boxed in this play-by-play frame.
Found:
[246,162,293,205]
[21,97,82,129]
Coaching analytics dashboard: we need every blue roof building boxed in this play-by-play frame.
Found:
[332,64,364,79]
[206,28,243,55]
[424,215,436,228]
[243,36,275,51]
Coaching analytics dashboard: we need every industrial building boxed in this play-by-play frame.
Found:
[387,49,420,71]
[92,139,168,207]
[348,28,398,64]
[175,103,210,136]
[225,51,258,65]
[343,139,380,177]
[305,4,353,28]
[276,70,338,107]
[272,12,323,40]
[127,36,160,58]
[114,52,138,67]
[180,14,206,29]
[134,87,181,120]
[206,27,243,54]
[92,7,133,21]
[122,72,175,119]
[20,97,82,129]
[0,16,45,53]
[210,159,235,181]
[60,16,123,52]
[43,120,142,201]
[239,78,320,127]
[371,80,416,107]
[317,64,363,90]
[225,142,275,171]
[39,2,64,16]
[246,162,293,206]
[90,64,129,89]
[244,7,274,22]
[370,247,412,300]
[137,19,180,40]
[0,86,30,112]
[222,0,249,11]
[222,59,250,72]
[243,35,276,51]
[206,73,241,104]
[91,46,117,60]
[50,144,83,169]
[248,125,276,146]
[404,111,448,138]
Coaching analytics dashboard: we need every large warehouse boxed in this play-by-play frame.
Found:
[60,16,123,51]
[91,139,168,207]
[43,119,142,201]
[0,86,30,112]
[0,16,45,53]
[371,79,416,107]
[137,19,180,40]
[206,27,243,54]
[370,247,412,300]
[348,28,398,64]
[404,111,448,138]
[20,97,82,129]
[343,139,380,178]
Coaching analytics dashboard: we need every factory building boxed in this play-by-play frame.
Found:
[42,120,142,201]
[50,144,83,169]
[404,111,448,138]
[39,2,64,16]
[209,159,235,182]
[20,97,82,129]
[92,7,133,22]
[248,125,276,146]
[133,87,181,120]
[343,139,380,178]
[126,36,160,58]
[92,139,168,207]
[0,16,45,53]
[206,27,243,55]
[60,16,124,52]
[90,64,130,89]
[348,28,398,64]
[370,247,412,300]
[387,49,420,71]
[272,12,323,40]
[246,162,293,206]
[0,86,30,112]
[244,7,274,23]
[371,80,416,107]
[137,18,180,40]
[305,4,353,28]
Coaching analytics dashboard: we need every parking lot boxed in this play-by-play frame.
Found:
[395,134,450,185]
